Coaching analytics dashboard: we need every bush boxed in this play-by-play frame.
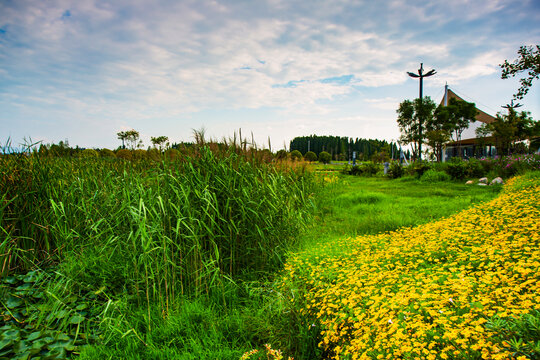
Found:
[420,169,451,182]
[132,149,147,160]
[408,161,431,178]
[147,148,161,161]
[164,148,180,161]
[445,158,467,179]
[387,162,404,179]
[466,158,485,178]
[116,149,132,160]
[81,149,99,158]
[318,151,332,164]
[275,149,288,160]
[361,162,379,176]
[304,151,317,162]
[99,148,115,158]
[290,150,303,161]
[349,165,362,176]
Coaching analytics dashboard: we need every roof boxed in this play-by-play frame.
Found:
[440,88,496,124]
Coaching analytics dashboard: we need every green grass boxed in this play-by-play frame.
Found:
[302,174,502,246]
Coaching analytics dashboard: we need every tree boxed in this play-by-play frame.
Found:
[151,136,169,152]
[396,97,436,161]
[117,129,142,150]
[290,150,302,161]
[477,108,539,155]
[500,45,540,100]
[318,151,331,164]
[304,151,317,162]
[438,98,477,157]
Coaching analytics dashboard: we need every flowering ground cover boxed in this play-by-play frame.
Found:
[283,172,540,359]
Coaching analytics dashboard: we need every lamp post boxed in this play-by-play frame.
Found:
[407,63,436,160]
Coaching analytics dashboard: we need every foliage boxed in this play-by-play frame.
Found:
[115,148,132,160]
[81,149,99,158]
[304,151,317,162]
[318,151,332,164]
[275,150,288,160]
[132,149,147,160]
[396,97,436,160]
[164,148,180,160]
[290,150,303,161]
[386,162,404,179]
[500,44,540,100]
[0,269,101,359]
[99,148,115,158]
[420,169,451,182]
[408,161,431,178]
[117,129,142,150]
[283,173,540,360]
[445,157,468,179]
[477,108,539,155]
[150,136,169,152]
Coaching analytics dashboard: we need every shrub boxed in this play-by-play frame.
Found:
[304,151,317,162]
[420,169,451,182]
[164,148,180,161]
[408,161,431,178]
[349,165,362,176]
[445,157,467,179]
[290,150,303,161]
[81,149,99,158]
[116,149,132,160]
[318,151,332,164]
[275,149,288,160]
[466,158,485,178]
[387,162,404,179]
[99,148,115,158]
[132,149,147,160]
[147,148,161,161]
[361,162,379,176]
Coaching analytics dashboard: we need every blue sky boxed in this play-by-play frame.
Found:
[1,0,539,150]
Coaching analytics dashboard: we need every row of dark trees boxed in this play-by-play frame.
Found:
[289,135,400,161]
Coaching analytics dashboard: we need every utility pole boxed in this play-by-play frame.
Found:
[407,63,436,160]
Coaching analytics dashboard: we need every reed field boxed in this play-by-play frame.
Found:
[1,143,537,359]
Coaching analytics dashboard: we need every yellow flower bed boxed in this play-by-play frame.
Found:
[283,175,540,359]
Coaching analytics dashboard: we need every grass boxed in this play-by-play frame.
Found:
[303,174,502,246]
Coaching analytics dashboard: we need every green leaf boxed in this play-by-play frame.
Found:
[75,303,88,311]
[69,315,84,324]
[26,331,41,342]
[5,296,23,309]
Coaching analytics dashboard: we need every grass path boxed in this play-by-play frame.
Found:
[283,173,540,360]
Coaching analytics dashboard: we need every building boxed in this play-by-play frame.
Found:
[440,85,497,161]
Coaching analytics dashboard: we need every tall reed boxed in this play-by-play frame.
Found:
[0,144,316,314]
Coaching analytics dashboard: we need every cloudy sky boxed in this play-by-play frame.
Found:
[1,0,539,150]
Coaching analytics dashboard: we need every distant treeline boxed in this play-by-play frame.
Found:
[290,135,404,161]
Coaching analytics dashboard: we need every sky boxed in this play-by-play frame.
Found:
[1,0,539,151]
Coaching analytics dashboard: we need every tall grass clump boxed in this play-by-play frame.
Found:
[0,143,316,310]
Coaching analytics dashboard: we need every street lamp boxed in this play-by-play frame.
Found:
[407,63,436,160]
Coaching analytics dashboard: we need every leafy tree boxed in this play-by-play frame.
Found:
[304,151,317,162]
[500,45,540,100]
[275,149,288,160]
[435,98,477,157]
[476,108,539,155]
[396,97,436,161]
[318,151,331,164]
[290,150,302,161]
[117,129,142,150]
[151,136,169,152]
